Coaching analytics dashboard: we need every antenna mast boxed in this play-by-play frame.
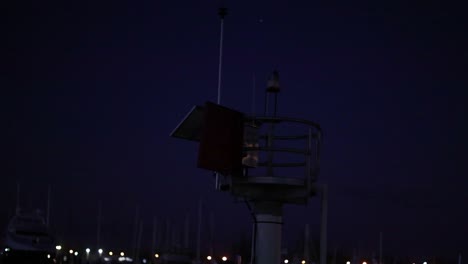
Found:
[217,7,227,104]
[214,6,228,190]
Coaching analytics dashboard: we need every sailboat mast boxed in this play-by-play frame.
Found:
[46,184,51,227]
[97,200,102,248]
[185,214,190,250]
[304,224,310,263]
[196,198,202,264]
[209,212,214,256]
[16,182,20,214]
[379,232,383,264]
[152,216,157,252]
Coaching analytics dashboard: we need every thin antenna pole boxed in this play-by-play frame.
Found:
[46,184,51,227]
[217,7,227,104]
[214,7,228,192]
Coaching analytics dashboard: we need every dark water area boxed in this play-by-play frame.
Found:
[0,250,54,264]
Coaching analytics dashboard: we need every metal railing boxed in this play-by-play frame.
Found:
[242,116,322,193]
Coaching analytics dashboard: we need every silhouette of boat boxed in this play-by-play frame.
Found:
[1,209,54,263]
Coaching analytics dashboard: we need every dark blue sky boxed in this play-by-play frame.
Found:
[2,0,467,260]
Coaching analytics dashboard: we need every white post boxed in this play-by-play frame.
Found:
[320,185,328,264]
[254,202,282,264]
[458,253,462,264]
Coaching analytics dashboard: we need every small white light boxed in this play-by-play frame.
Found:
[47,254,51,259]
[155,253,160,258]
[346,262,351,264]
[363,262,367,264]
[207,256,212,261]
[98,248,103,255]
[120,252,125,257]
[69,250,74,254]
[4,248,10,252]
[423,262,428,264]
[74,251,78,256]
[284,259,289,264]
[302,260,306,264]
[56,245,62,250]
[222,256,228,262]
[143,259,147,264]
[109,251,114,256]
[86,248,90,254]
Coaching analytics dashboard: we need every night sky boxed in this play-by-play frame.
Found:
[2,0,467,260]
